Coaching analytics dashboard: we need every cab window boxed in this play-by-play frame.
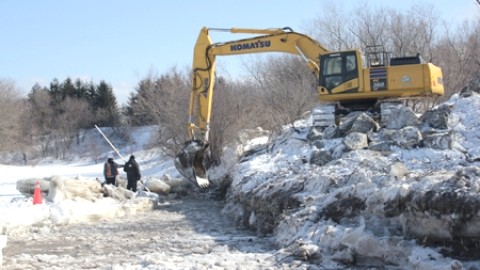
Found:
[320,52,358,91]
[346,54,356,73]
[323,55,342,75]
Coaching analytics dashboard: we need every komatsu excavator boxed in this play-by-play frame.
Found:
[175,27,444,188]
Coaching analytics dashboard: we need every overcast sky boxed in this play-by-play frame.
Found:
[1,0,478,104]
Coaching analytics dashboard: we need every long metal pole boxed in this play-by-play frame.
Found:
[94,125,126,162]
[94,125,150,193]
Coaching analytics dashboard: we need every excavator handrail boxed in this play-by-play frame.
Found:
[207,27,294,35]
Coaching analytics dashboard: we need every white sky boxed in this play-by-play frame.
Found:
[1,0,478,105]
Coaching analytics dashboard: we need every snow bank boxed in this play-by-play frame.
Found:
[1,175,159,237]
[221,93,480,269]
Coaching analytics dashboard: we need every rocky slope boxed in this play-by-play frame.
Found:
[219,90,480,269]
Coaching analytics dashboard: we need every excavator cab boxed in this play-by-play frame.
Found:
[319,51,360,93]
[317,46,443,110]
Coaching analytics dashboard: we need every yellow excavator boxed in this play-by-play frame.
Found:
[175,27,444,188]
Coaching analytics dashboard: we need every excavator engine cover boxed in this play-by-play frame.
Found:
[174,140,210,189]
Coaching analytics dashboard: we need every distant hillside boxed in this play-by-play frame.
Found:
[0,126,161,165]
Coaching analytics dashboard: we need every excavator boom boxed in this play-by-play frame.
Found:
[175,27,330,188]
[189,27,328,138]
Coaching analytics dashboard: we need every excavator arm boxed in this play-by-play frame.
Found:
[175,27,330,188]
[190,27,328,141]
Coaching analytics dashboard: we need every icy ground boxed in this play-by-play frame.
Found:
[2,195,320,270]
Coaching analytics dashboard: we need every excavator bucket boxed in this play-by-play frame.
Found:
[174,140,210,189]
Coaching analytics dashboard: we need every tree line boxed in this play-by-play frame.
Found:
[0,2,479,164]
[308,2,480,101]
[17,78,122,160]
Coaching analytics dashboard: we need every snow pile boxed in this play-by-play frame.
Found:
[222,93,480,269]
[0,175,159,267]
[1,176,158,236]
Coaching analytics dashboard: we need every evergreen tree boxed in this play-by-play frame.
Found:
[28,83,48,99]
[125,77,157,125]
[61,77,75,100]
[86,82,97,107]
[73,78,90,100]
[123,92,136,118]
[49,78,61,97]
[95,80,120,126]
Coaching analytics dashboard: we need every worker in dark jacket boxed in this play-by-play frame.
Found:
[124,155,141,192]
[104,158,122,186]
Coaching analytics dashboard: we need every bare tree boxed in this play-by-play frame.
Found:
[52,97,94,159]
[387,3,438,60]
[26,84,54,135]
[352,5,390,49]
[85,133,102,164]
[128,67,191,156]
[307,1,358,50]
[436,20,480,98]
[132,68,256,163]
[24,86,58,157]
[250,55,317,130]
[206,77,240,164]
[0,79,24,152]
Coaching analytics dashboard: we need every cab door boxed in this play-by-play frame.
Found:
[319,51,359,94]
